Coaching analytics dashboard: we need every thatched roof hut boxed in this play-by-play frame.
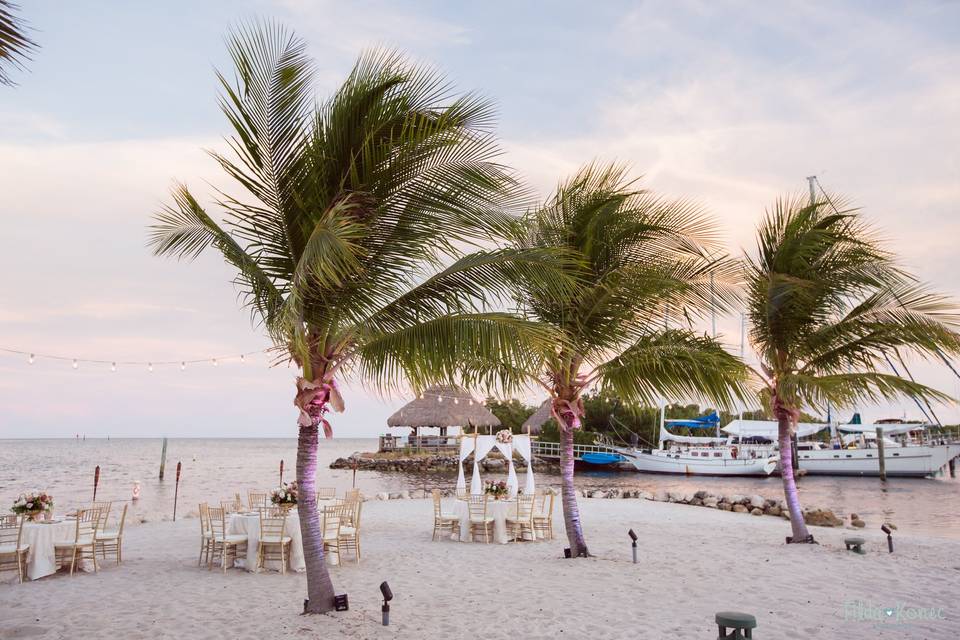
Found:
[522,399,554,435]
[387,386,500,435]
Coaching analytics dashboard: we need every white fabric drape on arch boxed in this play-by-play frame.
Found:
[494,441,518,497]
[513,435,535,495]
[456,437,475,493]
[470,435,497,494]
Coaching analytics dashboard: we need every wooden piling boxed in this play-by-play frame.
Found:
[159,437,168,480]
[876,426,887,481]
[949,457,956,479]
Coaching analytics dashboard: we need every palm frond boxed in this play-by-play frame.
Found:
[0,1,36,86]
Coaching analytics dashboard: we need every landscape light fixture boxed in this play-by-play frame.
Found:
[334,594,349,611]
[628,529,638,563]
[881,524,894,553]
[380,581,393,625]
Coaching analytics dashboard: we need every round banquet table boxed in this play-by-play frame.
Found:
[453,498,537,544]
[18,519,86,580]
[226,510,307,572]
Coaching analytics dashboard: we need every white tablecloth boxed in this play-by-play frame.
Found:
[20,520,82,580]
[227,511,305,572]
[453,499,538,544]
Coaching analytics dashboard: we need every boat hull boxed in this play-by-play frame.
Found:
[796,445,956,478]
[617,449,778,477]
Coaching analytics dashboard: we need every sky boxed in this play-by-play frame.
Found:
[2,0,960,438]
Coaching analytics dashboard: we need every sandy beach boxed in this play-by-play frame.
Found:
[2,497,958,639]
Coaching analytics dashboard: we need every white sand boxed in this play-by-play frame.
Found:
[2,498,958,639]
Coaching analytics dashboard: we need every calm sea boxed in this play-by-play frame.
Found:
[2,438,958,539]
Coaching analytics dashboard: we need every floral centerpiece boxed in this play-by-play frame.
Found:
[495,429,513,444]
[270,481,298,508]
[11,492,54,521]
[484,480,508,499]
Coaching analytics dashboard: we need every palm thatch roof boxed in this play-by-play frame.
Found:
[387,386,500,429]
[522,399,554,435]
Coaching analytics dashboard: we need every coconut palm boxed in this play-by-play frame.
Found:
[745,194,960,542]
[0,1,36,86]
[497,164,750,556]
[149,23,566,612]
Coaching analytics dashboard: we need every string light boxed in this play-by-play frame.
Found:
[437,396,443,403]
[453,397,459,405]
[0,347,266,372]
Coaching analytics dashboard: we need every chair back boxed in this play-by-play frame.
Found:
[207,505,227,538]
[198,502,210,536]
[321,503,343,539]
[247,492,268,510]
[316,487,336,501]
[432,489,443,517]
[259,505,287,518]
[467,495,488,521]
[91,501,112,531]
[259,512,286,541]
[0,514,23,549]
[344,488,360,503]
[455,487,468,499]
[515,495,535,522]
[115,504,128,536]
[74,508,98,542]
[536,491,554,516]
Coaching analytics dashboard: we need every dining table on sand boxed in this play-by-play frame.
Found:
[18,518,88,580]
[226,510,309,572]
[453,498,536,544]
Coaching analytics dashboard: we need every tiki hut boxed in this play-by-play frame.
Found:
[521,399,553,435]
[386,386,501,438]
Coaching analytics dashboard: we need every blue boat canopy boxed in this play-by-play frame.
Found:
[664,411,720,429]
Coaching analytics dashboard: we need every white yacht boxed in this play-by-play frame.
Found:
[722,419,960,478]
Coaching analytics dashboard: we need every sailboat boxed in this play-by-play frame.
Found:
[615,412,779,476]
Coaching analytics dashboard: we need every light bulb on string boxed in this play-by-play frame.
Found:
[437,396,443,403]
[110,362,117,372]
[240,354,245,363]
[180,362,186,371]
[28,353,34,364]
[72,359,78,370]
[212,358,218,367]
[148,362,153,372]
[453,397,459,405]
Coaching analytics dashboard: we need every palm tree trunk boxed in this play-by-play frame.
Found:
[297,421,337,613]
[776,412,811,542]
[558,416,589,557]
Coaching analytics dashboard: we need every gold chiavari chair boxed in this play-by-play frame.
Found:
[321,503,346,566]
[467,495,494,543]
[207,506,248,573]
[198,503,213,566]
[0,514,29,583]
[532,491,555,540]
[431,489,460,541]
[221,495,243,514]
[247,492,268,510]
[256,511,292,574]
[338,500,362,563]
[54,508,99,576]
[96,504,128,564]
[506,494,535,542]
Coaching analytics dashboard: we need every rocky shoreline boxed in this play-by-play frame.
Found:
[330,452,561,472]
[358,485,879,530]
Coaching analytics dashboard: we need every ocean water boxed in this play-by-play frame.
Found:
[2,438,958,539]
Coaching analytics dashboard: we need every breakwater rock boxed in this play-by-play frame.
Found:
[330,453,560,473]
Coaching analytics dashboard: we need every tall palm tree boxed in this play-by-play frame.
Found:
[149,22,565,612]
[499,164,750,556]
[745,194,960,542]
[0,1,36,86]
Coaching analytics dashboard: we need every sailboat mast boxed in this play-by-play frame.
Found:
[738,311,745,422]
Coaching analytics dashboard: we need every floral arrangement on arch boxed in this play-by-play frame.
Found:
[495,429,513,444]
[484,480,508,499]
[11,491,54,518]
[271,481,298,506]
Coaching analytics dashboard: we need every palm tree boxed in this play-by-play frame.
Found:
[0,0,36,86]
[150,22,564,612]
[744,194,960,542]
[500,164,750,556]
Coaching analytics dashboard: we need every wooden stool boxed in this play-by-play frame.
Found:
[716,611,756,639]
[844,537,866,554]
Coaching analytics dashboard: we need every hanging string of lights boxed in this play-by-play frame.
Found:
[0,346,268,372]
